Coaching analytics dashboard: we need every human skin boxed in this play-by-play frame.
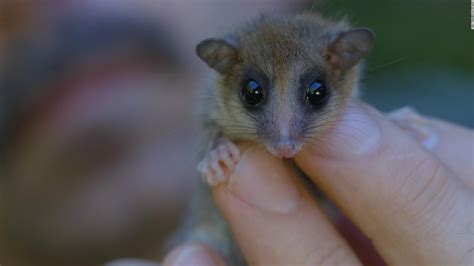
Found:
[162,100,474,265]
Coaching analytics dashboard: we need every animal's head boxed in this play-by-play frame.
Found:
[197,14,374,158]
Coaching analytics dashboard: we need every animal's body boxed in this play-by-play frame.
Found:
[173,13,374,265]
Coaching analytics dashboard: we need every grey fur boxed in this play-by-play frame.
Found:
[173,13,374,266]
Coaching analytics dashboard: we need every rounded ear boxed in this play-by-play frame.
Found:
[327,27,375,71]
[196,38,238,74]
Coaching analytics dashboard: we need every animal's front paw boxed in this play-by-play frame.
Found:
[197,139,240,186]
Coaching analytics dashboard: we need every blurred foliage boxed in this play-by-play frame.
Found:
[313,0,473,72]
[310,0,474,127]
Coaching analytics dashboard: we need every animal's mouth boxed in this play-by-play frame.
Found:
[266,141,302,159]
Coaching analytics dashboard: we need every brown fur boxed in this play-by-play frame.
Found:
[174,13,374,266]
[198,14,373,151]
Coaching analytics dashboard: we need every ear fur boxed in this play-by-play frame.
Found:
[196,38,238,74]
[327,27,374,70]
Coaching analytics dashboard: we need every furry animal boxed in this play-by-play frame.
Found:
[174,13,374,265]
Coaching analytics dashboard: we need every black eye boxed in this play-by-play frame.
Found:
[306,81,328,107]
[241,80,264,106]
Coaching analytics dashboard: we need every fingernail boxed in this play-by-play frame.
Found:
[170,244,220,266]
[227,146,302,214]
[306,101,381,160]
[388,107,438,150]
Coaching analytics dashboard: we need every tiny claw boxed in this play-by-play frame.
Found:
[209,151,224,177]
[226,142,240,162]
[218,145,235,169]
[197,139,241,186]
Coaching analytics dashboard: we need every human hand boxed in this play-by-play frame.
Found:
[163,100,474,265]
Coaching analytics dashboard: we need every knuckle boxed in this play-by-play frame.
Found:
[396,157,459,230]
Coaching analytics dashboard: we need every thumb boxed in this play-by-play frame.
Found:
[295,100,474,265]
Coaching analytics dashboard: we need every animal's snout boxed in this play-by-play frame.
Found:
[267,140,301,158]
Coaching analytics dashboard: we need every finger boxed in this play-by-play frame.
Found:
[389,107,474,190]
[212,145,361,265]
[332,211,386,266]
[162,243,226,266]
[429,118,474,189]
[295,100,474,265]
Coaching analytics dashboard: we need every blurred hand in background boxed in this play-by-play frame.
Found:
[1,0,471,265]
[0,0,305,265]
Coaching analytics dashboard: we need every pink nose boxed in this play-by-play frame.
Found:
[270,141,299,158]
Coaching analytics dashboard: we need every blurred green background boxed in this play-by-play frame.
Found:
[0,1,472,265]
[313,0,474,126]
